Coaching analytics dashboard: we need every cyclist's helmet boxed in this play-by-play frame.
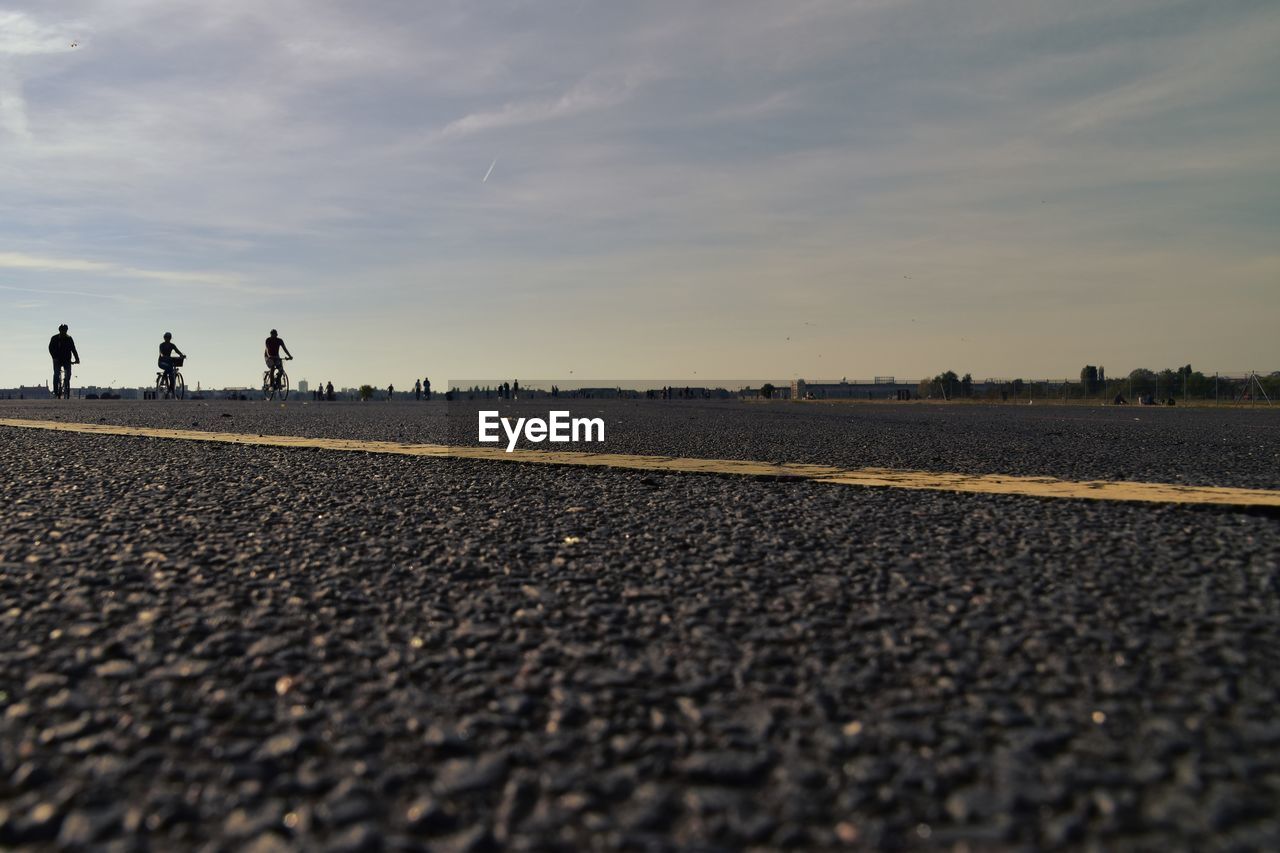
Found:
[59,324,68,332]
[163,332,172,341]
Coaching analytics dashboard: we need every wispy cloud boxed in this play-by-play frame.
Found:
[0,9,81,140]
[0,252,246,289]
[437,68,659,139]
[0,283,126,302]
[0,10,77,57]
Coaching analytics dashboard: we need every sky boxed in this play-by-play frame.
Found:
[1,0,1277,389]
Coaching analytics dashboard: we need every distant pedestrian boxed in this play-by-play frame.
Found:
[424,377,431,401]
[387,383,394,401]
[414,379,422,401]
[513,379,520,400]
[326,381,335,402]
[48,324,81,400]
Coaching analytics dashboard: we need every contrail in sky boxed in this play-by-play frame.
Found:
[482,159,497,182]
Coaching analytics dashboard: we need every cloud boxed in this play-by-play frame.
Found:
[0,9,83,139]
[0,283,122,302]
[0,10,77,57]
[436,68,658,140]
[1045,5,1280,132]
[0,252,246,289]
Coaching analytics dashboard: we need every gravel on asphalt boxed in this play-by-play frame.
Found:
[1,425,1278,850]
[3,398,1279,490]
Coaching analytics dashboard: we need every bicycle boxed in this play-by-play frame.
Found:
[52,361,77,400]
[156,356,187,400]
[263,357,291,401]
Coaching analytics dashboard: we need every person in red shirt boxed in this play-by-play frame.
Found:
[264,329,293,388]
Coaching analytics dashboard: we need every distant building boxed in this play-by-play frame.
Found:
[0,385,53,400]
[297,379,310,394]
[791,378,915,400]
[77,386,141,400]
[568,387,626,399]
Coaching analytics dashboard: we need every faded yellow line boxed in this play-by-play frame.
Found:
[2,417,1278,510]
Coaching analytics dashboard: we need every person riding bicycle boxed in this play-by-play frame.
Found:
[48,324,81,399]
[264,329,293,388]
[158,332,186,393]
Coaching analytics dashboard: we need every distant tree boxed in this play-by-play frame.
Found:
[760,383,775,399]
[1126,368,1154,399]
[1261,373,1280,400]
[927,370,958,400]
[960,373,973,398]
[358,384,375,401]
[1080,365,1100,395]
[1011,378,1025,397]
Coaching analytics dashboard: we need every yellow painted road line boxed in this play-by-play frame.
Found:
[2,417,1279,510]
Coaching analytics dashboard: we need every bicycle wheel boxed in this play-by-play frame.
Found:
[156,374,169,400]
[263,371,274,401]
[174,372,186,400]
[277,370,289,401]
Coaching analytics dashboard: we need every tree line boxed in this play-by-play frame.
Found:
[916,366,1278,401]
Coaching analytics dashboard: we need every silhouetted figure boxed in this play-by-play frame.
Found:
[502,381,510,400]
[157,332,186,396]
[1113,393,1128,405]
[513,379,520,400]
[326,381,335,402]
[387,384,394,401]
[424,377,431,401]
[414,379,422,401]
[264,329,293,390]
[48,324,80,399]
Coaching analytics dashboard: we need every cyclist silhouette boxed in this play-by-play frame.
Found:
[158,333,186,395]
[48,324,81,399]
[264,329,293,389]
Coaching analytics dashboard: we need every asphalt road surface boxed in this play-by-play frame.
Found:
[3,398,1278,488]
[1,400,1278,850]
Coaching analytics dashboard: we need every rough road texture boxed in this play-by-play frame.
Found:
[1,404,1278,850]
[4,398,1279,489]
